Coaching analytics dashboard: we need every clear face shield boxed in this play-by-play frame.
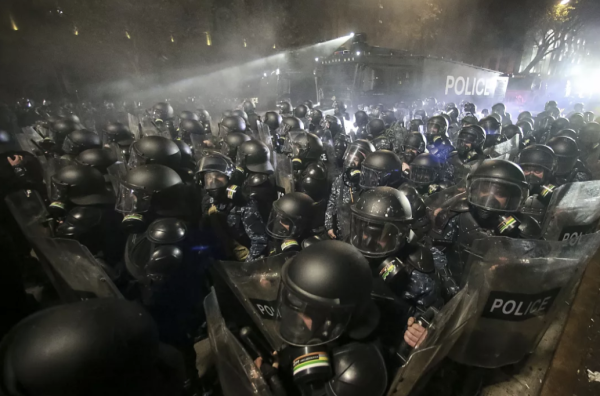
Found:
[409,165,438,186]
[350,214,405,257]
[467,178,527,212]
[282,131,304,155]
[457,133,477,155]
[267,209,301,239]
[277,283,353,346]
[115,182,153,214]
[61,135,76,154]
[555,155,578,175]
[521,165,547,187]
[359,166,392,189]
[203,171,228,190]
[50,178,69,202]
[127,144,146,169]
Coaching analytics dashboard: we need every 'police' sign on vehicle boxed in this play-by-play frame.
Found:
[481,288,561,322]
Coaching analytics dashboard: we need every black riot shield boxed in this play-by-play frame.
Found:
[541,181,600,241]
[5,189,51,238]
[274,153,295,197]
[31,236,123,301]
[387,285,478,396]
[482,134,520,161]
[17,127,45,155]
[204,289,273,396]
[258,121,274,154]
[44,157,72,198]
[128,113,141,141]
[450,158,483,183]
[140,117,164,138]
[213,252,297,351]
[388,122,408,154]
[449,233,600,368]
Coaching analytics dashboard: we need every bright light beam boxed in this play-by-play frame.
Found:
[560,0,569,5]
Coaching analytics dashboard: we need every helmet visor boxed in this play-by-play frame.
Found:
[342,146,369,169]
[282,131,304,154]
[277,283,353,346]
[50,178,69,202]
[115,182,152,213]
[350,214,403,257]
[267,210,299,239]
[555,155,577,175]
[521,165,547,186]
[409,165,437,185]
[127,145,146,169]
[359,166,390,188]
[61,136,75,154]
[204,171,228,190]
[467,178,526,212]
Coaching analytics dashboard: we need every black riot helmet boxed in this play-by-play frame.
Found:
[402,132,426,164]
[325,343,387,396]
[105,122,134,143]
[367,118,386,138]
[517,144,556,187]
[115,164,184,216]
[278,101,292,115]
[277,240,375,346]
[460,115,479,127]
[518,111,532,121]
[492,103,506,115]
[267,192,314,239]
[51,118,78,143]
[264,111,282,132]
[479,116,501,135]
[355,110,369,127]
[179,118,205,136]
[573,103,584,113]
[463,102,477,115]
[350,187,414,258]
[583,111,595,123]
[457,125,486,156]
[288,132,324,163]
[0,299,183,396]
[445,102,457,112]
[303,100,314,109]
[409,119,424,132]
[221,115,247,133]
[569,113,586,132]
[309,109,323,127]
[242,100,256,114]
[425,115,448,142]
[50,164,114,207]
[172,140,194,170]
[179,110,199,121]
[555,128,578,141]
[221,131,251,159]
[128,136,181,170]
[381,110,397,127]
[579,122,600,148]
[372,135,393,151]
[196,108,211,124]
[447,107,459,123]
[294,104,308,119]
[550,117,570,136]
[333,134,349,163]
[397,184,430,244]
[196,152,235,199]
[489,112,502,124]
[360,150,402,189]
[237,139,274,174]
[466,160,529,213]
[535,112,555,131]
[545,100,559,111]
[62,129,102,155]
[414,109,427,121]
[325,115,343,136]
[282,116,305,131]
[75,148,117,174]
[516,120,534,137]
[297,162,329,202]
[502,124,523,140]
[408,153,441,186]
[152,102,174,121]
[547,136,579,175]
[232,109,249,123]
[343,139,375,170]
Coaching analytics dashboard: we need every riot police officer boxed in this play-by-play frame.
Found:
[569,112,586,132]
[406,153,447,197]
[360,150,403,189]
[446,124,488,183]
[266,192,316,254]
[128,135,182,173]
[297,162,329,234]
[350,186,442,308]
[516,144,557,222]
[278,101,293,116]
[400,132,426,166]
[61,129,102,158]
[220,115,247,135]
[579,122,600,166]
[221,131,251,160]
[354,110,370,140]
[326,139,375,241]
[480,116,506,148]
[425,115,454,162]
[367,118,386,140]
[547,136,591,185]
[293,104,309,127]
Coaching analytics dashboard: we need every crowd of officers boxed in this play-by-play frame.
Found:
[0,95,599,396]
